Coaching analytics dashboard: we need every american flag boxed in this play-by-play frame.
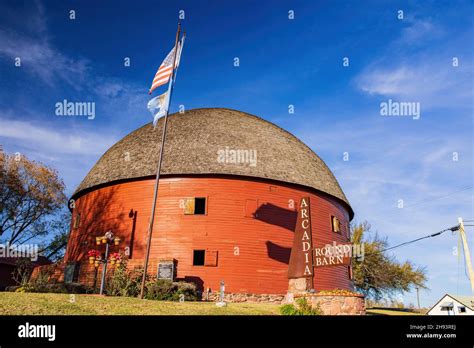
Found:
[149,46,177,94]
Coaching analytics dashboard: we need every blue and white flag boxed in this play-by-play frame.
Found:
[173,34,186,82]
[147,92,170,127]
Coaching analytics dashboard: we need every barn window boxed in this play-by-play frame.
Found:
[193,250,205,266]
[184,197,207,215]
[195,198,206,214]
[73,213,81,229]
[458,306,466,313]
[205,250,218,267]
[331,216,341,233]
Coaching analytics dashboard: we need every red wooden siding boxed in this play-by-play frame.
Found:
[65,175,352,294]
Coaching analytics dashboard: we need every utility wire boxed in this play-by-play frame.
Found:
[381,226,459,252]
[364,225,460,255]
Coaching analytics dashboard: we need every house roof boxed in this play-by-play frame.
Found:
[0,256,52,266]
[429,293,474,312]
[449,295,474,310]
[71,108,353,218]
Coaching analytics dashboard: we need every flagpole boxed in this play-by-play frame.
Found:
[140,22,181,299]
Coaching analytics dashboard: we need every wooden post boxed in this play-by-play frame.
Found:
[458,217,474,294]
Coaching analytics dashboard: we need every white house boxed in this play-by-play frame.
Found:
[427,294,474,316]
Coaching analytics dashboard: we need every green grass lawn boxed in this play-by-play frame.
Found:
[366,308,422,316]
[0,292,281,315]
[0,293,426,316]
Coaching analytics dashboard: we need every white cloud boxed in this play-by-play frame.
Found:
[0,1,91,87]
[356,59,473,108]
[355,18,473,109]
[0,113,122,195]
[0,27,90,87]
[95,82,127,98]
[0,2,150,128]
[0,3,147,110]
[0,117,117,156]
[0,1,152,194]
[396,19,443,46]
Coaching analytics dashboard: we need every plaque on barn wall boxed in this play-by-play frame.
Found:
[157,259,176,280]
[64,262,79,284]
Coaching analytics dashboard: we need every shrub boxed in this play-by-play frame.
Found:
[173,281,197,301]
[105,262,147,297]
[29,282,92,294]
[123,271,144,297]
[280,298,322,315]
[144,279,173,300]
[36,283,67,293]
[46,282,92,294]
[11,258,33,286]
[280,304,299,315]
[13,261,92,294]
[8,282,92,294]
[105,262,197,301]
[144,279,197,301]
[22,264,58,292]
[64,282,93,294]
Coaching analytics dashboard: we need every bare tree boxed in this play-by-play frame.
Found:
[0,147,66,246]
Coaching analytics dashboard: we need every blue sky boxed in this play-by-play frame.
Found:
[0,0,473,307]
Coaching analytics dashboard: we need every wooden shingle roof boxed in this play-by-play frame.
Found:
[72,108,353,218]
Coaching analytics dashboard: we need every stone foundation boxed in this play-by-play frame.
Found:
[285,292,365,315]
[206,292,285,303]
[288,277,309,293]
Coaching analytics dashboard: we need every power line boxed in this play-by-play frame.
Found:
[381,225,459,253]
[363,225,460,255]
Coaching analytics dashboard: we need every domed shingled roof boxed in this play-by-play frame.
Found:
[72,108,353,218]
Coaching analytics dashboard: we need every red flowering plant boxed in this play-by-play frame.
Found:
[110,252,121,260]
[87,250,99,258]
[109,252,122,265]
[87,250,100,264]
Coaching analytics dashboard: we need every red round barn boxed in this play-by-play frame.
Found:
[64,108,354,295]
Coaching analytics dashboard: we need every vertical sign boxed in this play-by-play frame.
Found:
[288,197,314,287]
